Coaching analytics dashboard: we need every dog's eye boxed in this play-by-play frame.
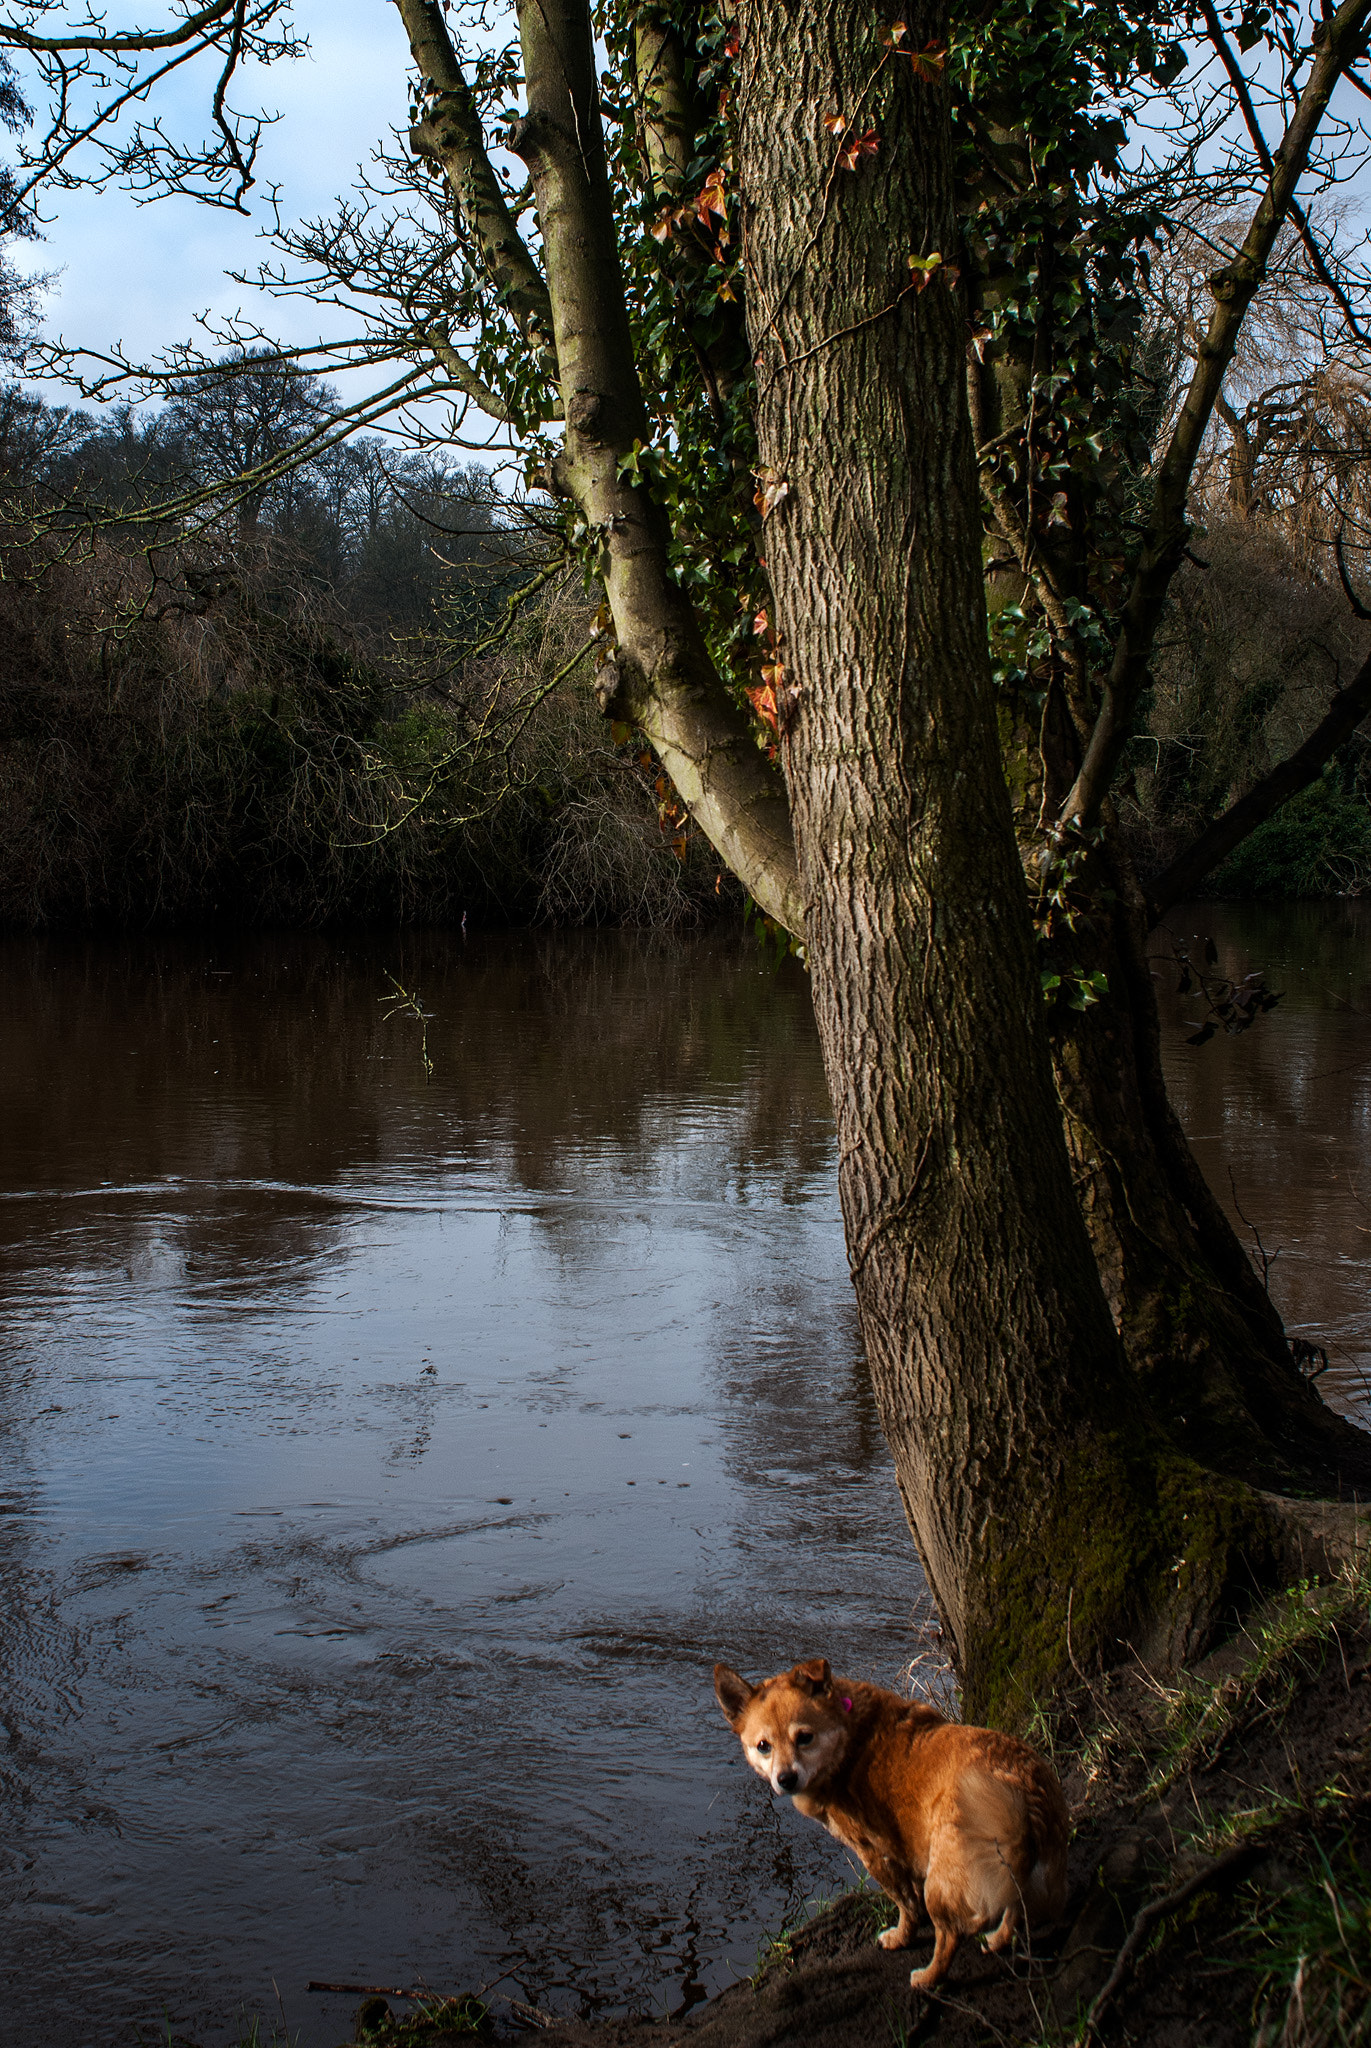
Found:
[795,1731,814,1747]
[756,1739,771,1756]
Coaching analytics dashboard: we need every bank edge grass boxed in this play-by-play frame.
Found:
[1024,1558,1371,1811]
[1011,1846,1371,2048]
[351,1994,489,2041]
[1248,1836,1371,2046]
[1016,1565,1371,2047]
[1143,1570,1367,1806]
[750,1879,896,1986]
[142,2011,298,2048]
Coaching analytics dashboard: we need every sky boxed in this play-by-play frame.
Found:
[12,2,432,421]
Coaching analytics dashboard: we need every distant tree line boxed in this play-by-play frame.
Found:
[0,355,509,637]
[0,334,720,929]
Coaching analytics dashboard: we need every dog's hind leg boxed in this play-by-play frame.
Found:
[982,1904,1019,1954]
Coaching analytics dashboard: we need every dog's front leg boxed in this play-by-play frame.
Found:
[877,1900,922,1951]
[863,1855,923,1951]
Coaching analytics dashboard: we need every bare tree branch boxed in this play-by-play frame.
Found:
[1059,0,1371,832]
[0,1,243,56]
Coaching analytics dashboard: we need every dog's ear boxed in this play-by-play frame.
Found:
[714,1663,756,1726]
[794,1656,831,1695]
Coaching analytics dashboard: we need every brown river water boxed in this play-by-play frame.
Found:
[0,906,1366,2047]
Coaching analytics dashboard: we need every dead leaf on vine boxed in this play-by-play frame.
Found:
[650,209,676,242]
[724,28,740,57]
[746,682,780,733]
[823,110,847,136]
[838,129,879,171]
[881,20,909,44]
[752,606,769,636]
[696,169,727,223]
[753,468,790,518]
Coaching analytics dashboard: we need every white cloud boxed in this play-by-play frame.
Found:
[16,0,419,404]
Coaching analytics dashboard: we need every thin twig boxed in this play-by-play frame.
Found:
[1084,1843,1262,2036]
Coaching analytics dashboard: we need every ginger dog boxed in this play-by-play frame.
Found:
[714,1656,1068,1992]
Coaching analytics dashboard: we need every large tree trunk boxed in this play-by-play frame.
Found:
[733,0,1288,1722]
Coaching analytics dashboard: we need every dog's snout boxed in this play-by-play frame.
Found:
[777,1769,799,1793]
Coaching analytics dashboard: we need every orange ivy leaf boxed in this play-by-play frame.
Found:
[696,168,727,223]
[752,606,769,636]
[746,682,780,733]
[880,19,909,44]
[823,110,847,136]
[838,128,879,171]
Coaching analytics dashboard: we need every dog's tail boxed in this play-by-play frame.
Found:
[1020,1765,1070,1925]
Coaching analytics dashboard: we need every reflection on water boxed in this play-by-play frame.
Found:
[1156,900,1371,1417]
[0,931,930,2048]
[2,906,1366,2047]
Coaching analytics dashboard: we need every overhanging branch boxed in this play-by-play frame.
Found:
[0,1,244,55]
[1146,648,1371,920]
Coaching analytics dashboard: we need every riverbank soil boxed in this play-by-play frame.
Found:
[344,1568,1371,2048]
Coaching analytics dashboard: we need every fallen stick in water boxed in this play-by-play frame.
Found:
[306,1979,558,2028]
[308,1982,437,2000]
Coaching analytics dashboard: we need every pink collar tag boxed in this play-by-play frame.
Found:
[841,1696,853,1712]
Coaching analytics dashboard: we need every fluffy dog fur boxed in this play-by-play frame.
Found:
[714,1656,1068,1992]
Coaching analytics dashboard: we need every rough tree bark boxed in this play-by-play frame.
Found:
[1044,847,1371,1491]
[731,0,1295,1718]
[957,0,1371,1499]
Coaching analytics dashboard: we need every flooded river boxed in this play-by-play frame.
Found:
[0,906,1367,2046]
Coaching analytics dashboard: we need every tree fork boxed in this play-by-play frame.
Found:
[395,0,560,381]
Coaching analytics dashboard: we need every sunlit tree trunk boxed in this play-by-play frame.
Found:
[732,0,1288,1718]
